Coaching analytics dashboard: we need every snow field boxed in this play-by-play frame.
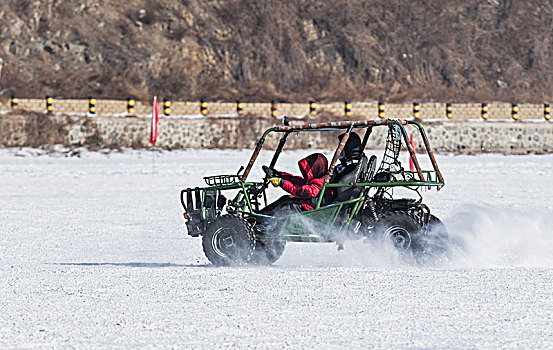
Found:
[1,148,552,348]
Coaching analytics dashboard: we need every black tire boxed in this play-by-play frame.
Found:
[202,215,255,266]
[250,240,287,265]
[373,211,424,253]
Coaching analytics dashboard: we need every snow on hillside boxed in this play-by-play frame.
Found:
[1,148,552,348]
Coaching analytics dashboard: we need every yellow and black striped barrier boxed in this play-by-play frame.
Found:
[309,101,317,116]
[163,98,171,116]
[271,100,278,117]
[413,102,420,119]
[88,97,96,115]
[127,98,135,114]
[481,103,488,120]
[236,100,243,116]
[344,101,352,117]
[200,99,207,116]
[11,95,18,110]
[378,101,385,118]
[511,103,519,121]
[46,96,53,113]
[9,98,553,120]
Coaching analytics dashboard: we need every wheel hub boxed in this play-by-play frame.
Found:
[385,225,412,252]
[212,228,237,257]
[221,235,234,248]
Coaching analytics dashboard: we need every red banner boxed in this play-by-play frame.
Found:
[409,133,416,172]
[150,96,159,146]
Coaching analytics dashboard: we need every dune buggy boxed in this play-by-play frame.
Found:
[180,119,447,266]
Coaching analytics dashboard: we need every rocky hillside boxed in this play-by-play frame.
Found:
[1,0,553,103]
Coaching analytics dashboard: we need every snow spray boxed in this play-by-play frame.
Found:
[277,204,553,269]
[443,204,553,268]
[274,210,412,268]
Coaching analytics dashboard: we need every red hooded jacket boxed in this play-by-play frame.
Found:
[280,153,330,210]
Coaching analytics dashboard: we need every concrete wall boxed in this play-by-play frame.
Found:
[1,113,552,154]
[1,99,551,121]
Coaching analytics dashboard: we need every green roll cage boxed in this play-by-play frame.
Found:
[182,119,444,241]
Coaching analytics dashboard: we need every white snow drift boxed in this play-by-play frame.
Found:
[1,148,552,349]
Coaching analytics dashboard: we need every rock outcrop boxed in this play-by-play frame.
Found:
[1,0,553,103]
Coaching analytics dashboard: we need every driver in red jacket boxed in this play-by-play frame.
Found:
[261,153,331,216]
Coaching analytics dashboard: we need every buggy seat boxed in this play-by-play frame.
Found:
[331,154,369,202]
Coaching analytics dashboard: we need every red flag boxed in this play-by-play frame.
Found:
[409,133,416,172]
[150,96,159,146]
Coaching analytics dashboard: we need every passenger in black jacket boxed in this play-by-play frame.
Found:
[331,132,363,183]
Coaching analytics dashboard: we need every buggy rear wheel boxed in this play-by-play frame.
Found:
[374,211,424,253]
[419,214,449,258]
[202,215,255,266]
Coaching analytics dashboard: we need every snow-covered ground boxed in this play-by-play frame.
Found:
[1,147,552,349]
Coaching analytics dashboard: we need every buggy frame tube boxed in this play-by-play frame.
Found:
[239,181,255,213]
[316,125,352,209]
[389,120,425,182]
[240,128,276,182]
[360,126,373,153]
[200,190,206,220]
[324,180,443,189]
[239,119,442,186]
[269,131,291,170]
[316,183,327,209]
[345,188,369,225]
[409,120,444,184]
[326,125,354,184]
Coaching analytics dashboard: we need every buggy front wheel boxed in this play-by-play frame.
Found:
[250,240,287,265]
[202,215,255,266]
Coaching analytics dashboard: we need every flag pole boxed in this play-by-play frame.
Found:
[152,147,155,175]
[150,96,159,175]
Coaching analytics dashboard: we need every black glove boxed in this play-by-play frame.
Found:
[262,165,282,178]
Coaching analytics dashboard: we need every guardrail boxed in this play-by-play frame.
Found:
[0,97,551,121]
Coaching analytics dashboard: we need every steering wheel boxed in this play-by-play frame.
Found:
[257,165,275,194]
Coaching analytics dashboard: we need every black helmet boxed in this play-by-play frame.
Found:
[338,132,362,161]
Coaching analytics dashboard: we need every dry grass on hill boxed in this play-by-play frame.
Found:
[1,0,553,103]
